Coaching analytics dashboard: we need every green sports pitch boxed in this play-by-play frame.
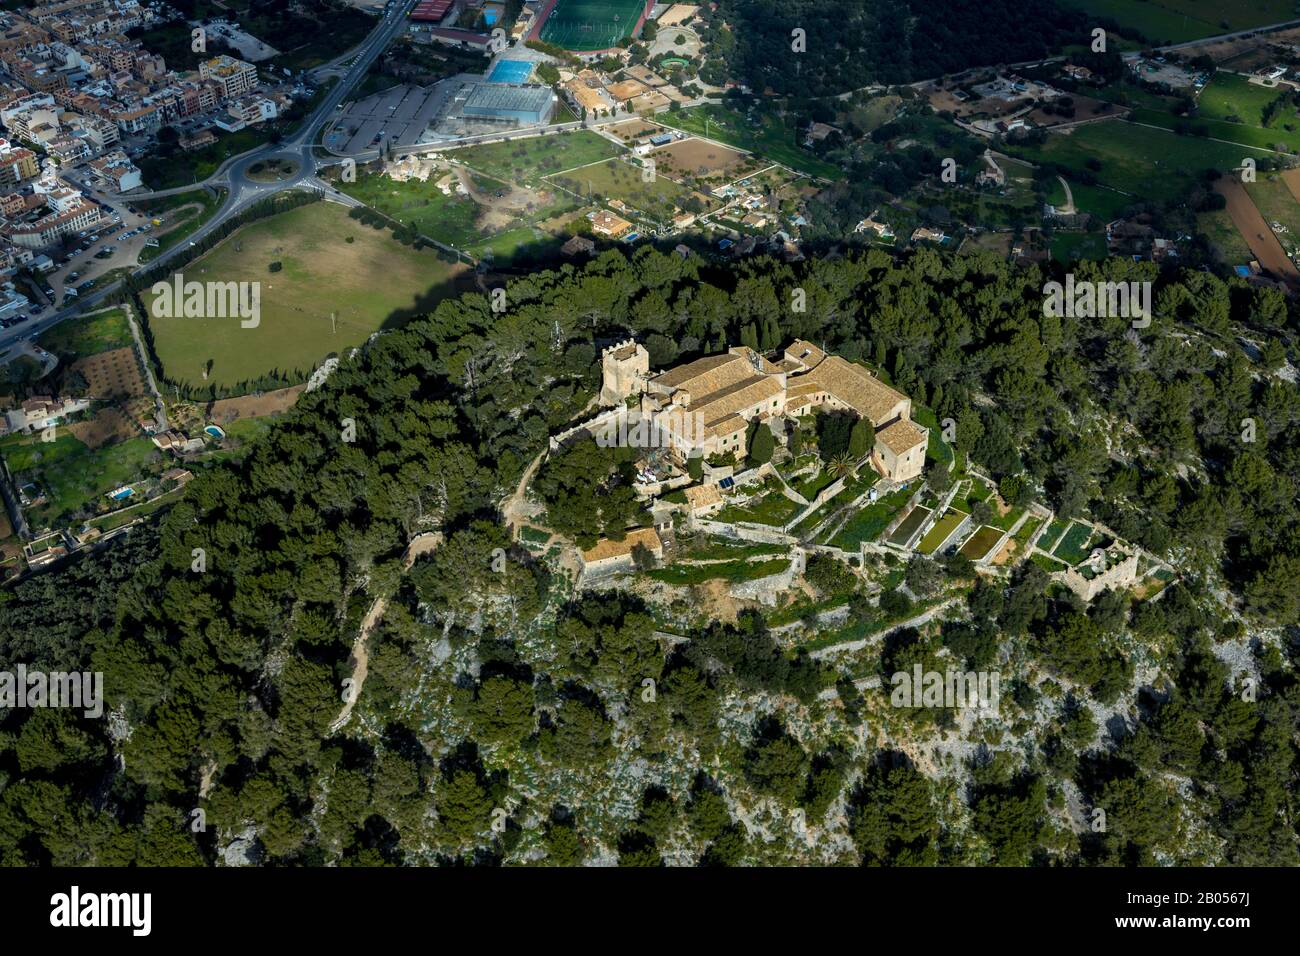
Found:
[538,0,646,52]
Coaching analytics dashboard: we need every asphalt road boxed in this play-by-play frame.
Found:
[0,0,418,352]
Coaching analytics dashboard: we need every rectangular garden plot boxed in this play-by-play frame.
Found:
[959,525,1004,561]
[887,504,931,547]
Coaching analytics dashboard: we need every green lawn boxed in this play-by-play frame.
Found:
[1052,521,1096,565]
[1008,120,1253,200]
[37,307,132,358]
[1198,73,1291,127]
[549,157,698,224]
[137,191,223,265]
[658,104,844,180]
[1,432,160,527]
[340,172,483,247]
[715,487,803,526]
[917,509,967,555]
[990,504,1026,532]
[886,504,932,547]
[828,486,913,550]
[1052,231,1109,264]
[790,467,837,501]
[1031,552,1070,574]
[1047,175,1135,220]
[142,202,464,392]
[1013,515,1045,547]
[453,130,626,183]
[647,556,790,586]
[1039,518,1070,552]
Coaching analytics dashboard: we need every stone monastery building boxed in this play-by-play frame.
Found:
[600,339,928,482]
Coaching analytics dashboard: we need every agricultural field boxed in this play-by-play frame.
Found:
[1128,107,1300,154]
[1058,0,1295,42]
[548,157,700,223]
[451,130,626,184]
[142,202,467,391]
[960,525,1004,561]
[1051,521,1096,565]
[886,504,931,547]
[1199,206,1255,264]
[649,137,756,185]
[0,431,160,528]
[37,307,132,359]
[917,509,967,555]
[1246,171,1300,251]
[1008,120,1249,201]
[658,104,844,180]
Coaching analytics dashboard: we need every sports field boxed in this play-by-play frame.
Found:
[538,0,647,51]
[142,202,466,391]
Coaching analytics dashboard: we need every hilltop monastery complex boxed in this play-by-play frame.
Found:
[600,339,928,483]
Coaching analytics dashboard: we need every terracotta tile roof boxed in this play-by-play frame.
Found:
[693,375,784,432]
[581,527,662,563]
[704,412,748,438]
[651,352,751,393]
[877,417,927,455]
[683,483,722,510]
[784,339,825,369]
[797,356,908,424]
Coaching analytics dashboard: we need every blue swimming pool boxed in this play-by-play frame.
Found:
[108,487,135,501]
[487,59,534,84]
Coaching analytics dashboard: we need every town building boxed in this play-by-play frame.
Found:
[199,54,258,99]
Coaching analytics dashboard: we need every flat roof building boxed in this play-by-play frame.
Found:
[461,83,554,125]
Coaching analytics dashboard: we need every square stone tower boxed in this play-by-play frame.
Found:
[600,340,649,406]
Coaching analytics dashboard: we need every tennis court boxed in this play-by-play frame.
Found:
[487,59,535,84]
[537,0,648,51]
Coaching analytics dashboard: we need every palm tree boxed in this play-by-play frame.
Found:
[828,453,856,479]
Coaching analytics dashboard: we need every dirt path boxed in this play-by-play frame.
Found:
[501,395,600,539]
[328,532,443,734]
[1056,175,1075,214]
[1214,176,1300,284]
[1281,167,1300,204]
